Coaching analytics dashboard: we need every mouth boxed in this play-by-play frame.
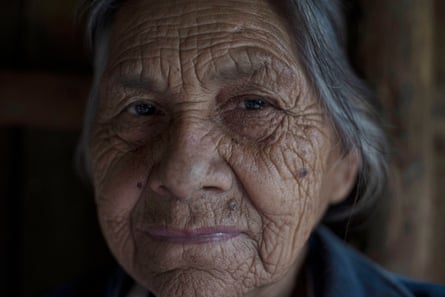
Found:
[141,226,242,244]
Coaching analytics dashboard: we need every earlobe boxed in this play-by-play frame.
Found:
[327,149,360,205]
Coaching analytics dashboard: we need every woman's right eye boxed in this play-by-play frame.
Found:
[126,101,158,116]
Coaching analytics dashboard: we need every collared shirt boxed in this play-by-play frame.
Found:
[44,226,445,297]
[307,227,445,297]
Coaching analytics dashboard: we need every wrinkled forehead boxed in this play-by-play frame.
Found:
[106,0,299,78]
[110,0,293,43]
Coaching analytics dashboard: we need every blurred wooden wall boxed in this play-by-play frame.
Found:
[356,0,445,282]
[0,0,444,296]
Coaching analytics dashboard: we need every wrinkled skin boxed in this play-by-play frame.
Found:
[90,0,358,296]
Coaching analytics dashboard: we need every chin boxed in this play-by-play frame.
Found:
[132,266,256,297]
[119,233,269,297]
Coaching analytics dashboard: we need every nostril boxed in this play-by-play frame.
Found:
[146,167,171,196]
[202,185,225,193]
[154,184,172,196]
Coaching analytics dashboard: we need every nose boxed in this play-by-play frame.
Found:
[147,119,232,200]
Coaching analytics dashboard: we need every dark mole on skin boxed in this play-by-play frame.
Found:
[137,182,143,189]
[298,168,308,178]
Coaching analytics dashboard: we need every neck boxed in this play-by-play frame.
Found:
[246,246,309,297]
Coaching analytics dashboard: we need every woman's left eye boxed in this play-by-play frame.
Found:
[239,98,270,110]
[220,95,283,141]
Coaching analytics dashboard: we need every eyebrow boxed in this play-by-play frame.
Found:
[209,59,296,85]
[112,58,296,93]
[117,76,167,94]
[214,62,266,81]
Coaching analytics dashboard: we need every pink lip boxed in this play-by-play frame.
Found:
[142,226,241,244]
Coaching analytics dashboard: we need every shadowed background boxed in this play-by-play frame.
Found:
[0,0,444,296]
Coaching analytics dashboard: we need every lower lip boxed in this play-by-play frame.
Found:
[142,228,241,244]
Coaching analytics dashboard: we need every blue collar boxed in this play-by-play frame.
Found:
[308,226,418,297]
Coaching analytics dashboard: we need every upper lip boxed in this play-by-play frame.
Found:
[141,226,242,243]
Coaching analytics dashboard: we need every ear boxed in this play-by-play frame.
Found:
[323,149,360,205]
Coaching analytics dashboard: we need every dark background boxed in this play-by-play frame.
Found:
[0,0,444,296]
[0,1,112,296]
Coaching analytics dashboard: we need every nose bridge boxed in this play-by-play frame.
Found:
[168,114,212,164]
[150,112,228,199]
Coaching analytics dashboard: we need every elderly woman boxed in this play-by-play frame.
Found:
[49,0,444,296]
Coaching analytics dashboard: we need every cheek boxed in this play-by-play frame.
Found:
[92,146,148,266]
[228,124,331,271]
[234,129,327,217]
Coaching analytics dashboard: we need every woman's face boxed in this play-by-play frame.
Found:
[90,0,357,296]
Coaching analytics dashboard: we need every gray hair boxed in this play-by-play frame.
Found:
[78,0,389,222]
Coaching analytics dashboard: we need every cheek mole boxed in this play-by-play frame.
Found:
[298,168,308,178]
[136,182,143,189]
[228,200,237,211]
